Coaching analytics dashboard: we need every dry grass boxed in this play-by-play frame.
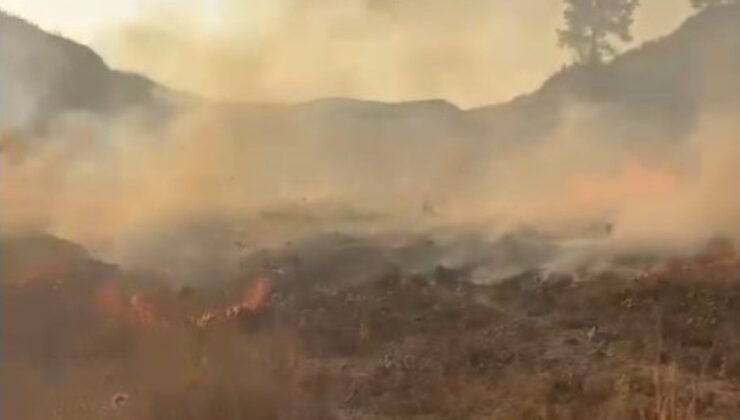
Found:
[6,240,740,419]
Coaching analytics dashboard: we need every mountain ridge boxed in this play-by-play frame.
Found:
[2,4,739,145]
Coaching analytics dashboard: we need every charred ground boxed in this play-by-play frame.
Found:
[4,234,740,419]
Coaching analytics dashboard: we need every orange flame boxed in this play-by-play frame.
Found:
[194,275,272,328]
[95,282,162,328]
[242,275,271,312]
[569,161,677,208]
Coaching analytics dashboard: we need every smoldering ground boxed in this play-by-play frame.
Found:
[2,94,739,285]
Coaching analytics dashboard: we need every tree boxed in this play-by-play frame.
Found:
[558,0,640,65]
[690,0,736,10]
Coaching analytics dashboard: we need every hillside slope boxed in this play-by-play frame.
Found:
[1,5,739,149]
[0,11,173,131]
[472,4,740,145]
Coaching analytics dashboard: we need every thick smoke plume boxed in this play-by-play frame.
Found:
[2,97,738,283]
[2,3,739,284]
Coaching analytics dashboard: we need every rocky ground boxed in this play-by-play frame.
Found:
[4,235,740,419]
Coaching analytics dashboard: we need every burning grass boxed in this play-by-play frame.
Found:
[4,234,740,419]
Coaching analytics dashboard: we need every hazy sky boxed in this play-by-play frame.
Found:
[0,0,692,106]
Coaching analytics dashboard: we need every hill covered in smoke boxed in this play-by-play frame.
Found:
[472,3,740,146]
[166,4,740,151]
[2,3,739,151]
[2,5,739,141]
[0,10,176,132]
[2,4,740,279]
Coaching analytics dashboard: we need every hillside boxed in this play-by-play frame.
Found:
[0,10,174,132]
[472,4,740,145]
[2,5,739,146]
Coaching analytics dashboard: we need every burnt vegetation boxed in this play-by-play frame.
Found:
[4,234,740,419]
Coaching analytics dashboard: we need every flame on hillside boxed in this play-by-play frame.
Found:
[569,161,678,208]
[194,274,272,328]
[95,282,163,328]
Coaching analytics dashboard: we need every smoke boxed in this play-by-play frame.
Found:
[91,0,693,108]
[0,103,456,280]
[3,2,740,284]
[611,113,740,252]
[2,73,739,279]
[97,0,565,107]
[1,108,267,280]
[2,97,737,283]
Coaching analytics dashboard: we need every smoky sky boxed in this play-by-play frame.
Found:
[0,0,691,106]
